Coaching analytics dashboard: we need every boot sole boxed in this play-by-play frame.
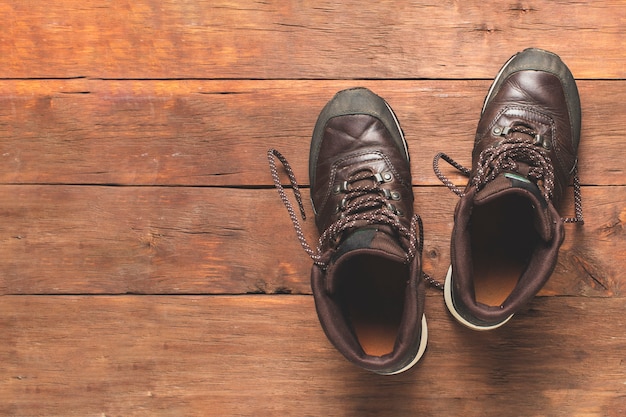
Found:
[379,314,428,375]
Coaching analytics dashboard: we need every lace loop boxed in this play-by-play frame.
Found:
[267,148,429,273]
[472,127,555,202]
[433,126,584,224]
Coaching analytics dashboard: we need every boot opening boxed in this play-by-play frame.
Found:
[336,255,407,357]
[471,194,540,307]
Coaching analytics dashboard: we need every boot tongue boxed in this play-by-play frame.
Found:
[325,226,407,294]
[333,226,406,261]
[474,171,554,241]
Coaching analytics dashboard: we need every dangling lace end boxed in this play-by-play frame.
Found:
[267,148,322,263]
[433,152,470,197]
[267,149,307,220]
[410,214,443,290]
[423,272,444,291]
[562,166,584,225]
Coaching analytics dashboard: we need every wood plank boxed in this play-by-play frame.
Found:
[0,79,624,186]
[0,1,624,79]
[0,185,622,297]
[1,1,623,415]
[1,295,625,416]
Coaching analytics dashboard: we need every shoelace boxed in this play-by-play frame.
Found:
[267,149,443,289]
[433,125,584,224]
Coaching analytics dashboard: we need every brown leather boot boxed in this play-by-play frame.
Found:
[434,48,584,330]
[269,87,427,374]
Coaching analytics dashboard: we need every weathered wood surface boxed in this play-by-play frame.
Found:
[0,80,625,187]
[2,1,626,415]
[0,185,622,297]
[0,1,624,79]
[1,296,625,417]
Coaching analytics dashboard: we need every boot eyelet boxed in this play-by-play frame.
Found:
[493,126,510,136]
[333,181,349,194]
[374,172,393,183]
[543,138,552,150]
[334,197,348,214]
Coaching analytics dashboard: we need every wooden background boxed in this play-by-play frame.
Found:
[1,1,625,416]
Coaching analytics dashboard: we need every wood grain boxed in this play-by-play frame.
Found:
[0,80,624,187]
[2,1,625,415]
[0,185,622,297]
[1,295,625,417]
[0,1,624,79]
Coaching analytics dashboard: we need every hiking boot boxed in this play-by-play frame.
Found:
[433,48,584,330]
[268,87,427,374]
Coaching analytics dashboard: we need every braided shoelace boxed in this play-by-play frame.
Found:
[433,125,584,224]
[268,149,442,289]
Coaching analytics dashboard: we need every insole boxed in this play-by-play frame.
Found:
[470,195,539,306]
[337,256,407,356]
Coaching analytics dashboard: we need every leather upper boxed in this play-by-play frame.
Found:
[473,70,580,203]
[310,114,414,235]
